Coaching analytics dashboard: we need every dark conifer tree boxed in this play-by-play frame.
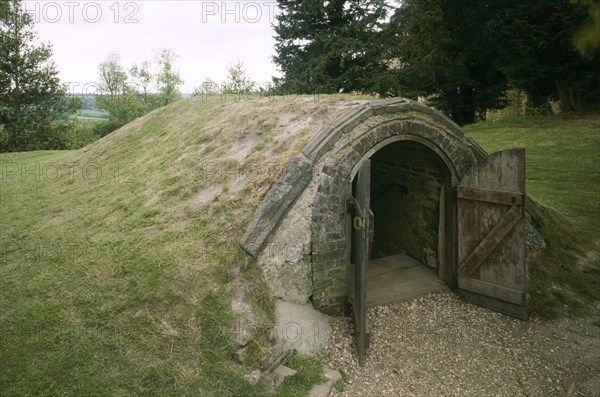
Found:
[273,0,391,94]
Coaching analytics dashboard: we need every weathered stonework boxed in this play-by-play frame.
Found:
[255,177,318,305]
[240,98,504,315]
[241,154,313,257]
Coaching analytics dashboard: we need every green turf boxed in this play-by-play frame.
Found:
[74,109,108,123]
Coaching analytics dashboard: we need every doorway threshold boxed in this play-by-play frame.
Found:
[365,254,449,307]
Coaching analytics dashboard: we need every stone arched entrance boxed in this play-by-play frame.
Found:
[347,138,456,308]
[308,111,482,315]
[240,98,528,363]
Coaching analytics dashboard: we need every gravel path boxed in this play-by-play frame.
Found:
[323,292,600,397]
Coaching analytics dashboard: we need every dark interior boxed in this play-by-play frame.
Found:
[370,140,446,269]
[349,140,455,306]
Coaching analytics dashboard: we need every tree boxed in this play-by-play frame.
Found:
[98,53,127,99]
[489,0,600,112]
[95,86,148,136]
[0,0,80,151]
[223,61,255,94]
[156,49,183,106]
[192,78,221,97]
[95,55,148,135]
[0,1,9,18]
[389,0,599,118]
[94,49,184,136]
[273,0,391,94]
[571,0,600,57]
[129,60,153,105]
[386,0,508,125]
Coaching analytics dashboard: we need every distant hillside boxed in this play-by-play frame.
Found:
[73,93,100,111]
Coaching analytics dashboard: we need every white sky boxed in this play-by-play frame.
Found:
[22,0,282,93]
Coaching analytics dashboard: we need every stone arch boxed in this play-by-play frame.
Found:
[348,134,457,184]
[240,98,488,314]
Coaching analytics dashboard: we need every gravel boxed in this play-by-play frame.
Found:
[322,292,600,397]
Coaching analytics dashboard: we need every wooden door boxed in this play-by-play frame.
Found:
[457,149,528,320]
[351,159,371,365]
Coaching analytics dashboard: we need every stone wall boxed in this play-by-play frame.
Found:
[370,141,444,270]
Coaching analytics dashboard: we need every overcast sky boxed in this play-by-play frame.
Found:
[22,0,281,93]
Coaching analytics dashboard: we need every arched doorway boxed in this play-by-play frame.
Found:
[346,140,527,365]
[239,99,528,367]
[348,139,456,308]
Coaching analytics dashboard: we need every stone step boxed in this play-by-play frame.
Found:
[264,365,297,392]
[244,360,342,396]
[308,365,342,397]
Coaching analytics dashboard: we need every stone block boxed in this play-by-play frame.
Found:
[316,302,344,316]
[369,97,412,116]
[323,365,342,383]
[274,300,332,356]
[233,347,247,363]
[244,369,262,386]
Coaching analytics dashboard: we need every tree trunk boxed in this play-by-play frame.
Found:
[555,78,583,112]
[446,88,476,126]
[525,92,551,115]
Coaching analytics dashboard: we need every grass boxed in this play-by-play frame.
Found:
[464,113,600,317]
[0,94,366,396]
[74,109,108,124]
[1,96,598,394]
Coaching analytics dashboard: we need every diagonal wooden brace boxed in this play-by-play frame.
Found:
[459,204,523,277]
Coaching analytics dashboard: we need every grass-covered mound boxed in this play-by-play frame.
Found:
[1,95,598,395]
[0,95,366,396]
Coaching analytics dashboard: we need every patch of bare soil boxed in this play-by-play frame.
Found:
[324,293,600,396]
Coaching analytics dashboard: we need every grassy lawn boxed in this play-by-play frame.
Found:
[1,97,598,395]
[464,113,600,317]
[0,95,361,396]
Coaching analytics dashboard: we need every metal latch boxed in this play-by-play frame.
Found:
[353,216,365,231]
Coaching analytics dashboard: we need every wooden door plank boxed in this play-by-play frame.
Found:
[458,204,522,277]
[457,149,528,320]
[459,290,528,321]
[458,186,524,206]
[460,149,525,192]
[353,158,370,366]
[458,276,525,305]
